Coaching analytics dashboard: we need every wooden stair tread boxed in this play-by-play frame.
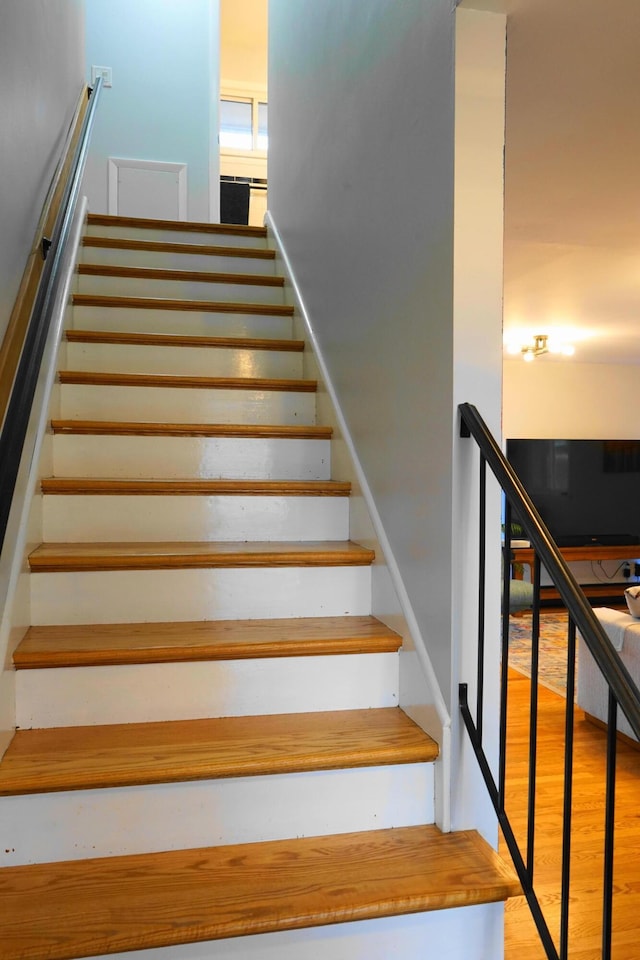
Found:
[72,293,294,316]
[83,235,276,259]
[41,478,349,495]
[14,615,396,669]
[0,825,520,960]
[86,212,268,237]
[0,708,435,795]
[78,262,284,287]
[28,540,376,572]
[66,329,304,351]
[58,370,317,392]
[50,420,332,438]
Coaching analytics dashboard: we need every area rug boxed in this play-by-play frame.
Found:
[508,611,572,697]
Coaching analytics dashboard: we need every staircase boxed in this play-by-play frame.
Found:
[0,214,519,959]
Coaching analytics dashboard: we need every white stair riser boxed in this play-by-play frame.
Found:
[43,495,349,542]
[0,763,432,866]
[65,342,303,379]
[58,384,317,424]
[53,436,330,480]
[83,246,276,276]
[77,274,284,305]
[85,224,267,248]
[16,653,397,727]
[30,566,372,625]
[71,305,293,339]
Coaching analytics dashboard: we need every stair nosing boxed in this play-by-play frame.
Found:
[0,709,437,795]
[78,263,284,287]
[82,236,276,259]
[72,293,295,316]
[66,329,304,351]
[50,420,331,438]
[86,212,268,237]
[14,615,394,669]
[0,825,520,960]
[41,478,349,495]
[28,540,376,573]
[58,371,317,392]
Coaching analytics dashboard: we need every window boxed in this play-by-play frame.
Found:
[220,96,267,152]
[257,102,268,150]
[220,99,252,150]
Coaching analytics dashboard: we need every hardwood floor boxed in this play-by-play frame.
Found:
[503,669,640,959]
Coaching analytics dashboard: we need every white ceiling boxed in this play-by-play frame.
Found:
[220,0,267,62]
[503,0,640,364]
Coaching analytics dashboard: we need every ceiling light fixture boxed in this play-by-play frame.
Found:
[520,334,575,362]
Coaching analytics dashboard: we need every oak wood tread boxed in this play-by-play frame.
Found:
[0,825,520,960]
[72,293,294,316]
[0,708,434,795]
[28,540,376,573]
[58,371,317,392]
[83,235,276,259]
[14,615,396,669]
[50,420,332,439]
[78,262,284,287]
[86,212,268,237]
[66,329,304,351]
[41,478,349,496]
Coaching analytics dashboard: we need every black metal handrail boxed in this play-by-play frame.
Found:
[0,79,103,555]
[458,401,640,960]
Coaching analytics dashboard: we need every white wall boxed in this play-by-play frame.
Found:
[268,0,457,704]
[452,7,506,840]
[268,0,507,925]
[0,0,85,348]
[82,0,219,223]
[504,360,640,439]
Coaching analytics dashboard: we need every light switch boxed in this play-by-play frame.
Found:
[91,66,112,88]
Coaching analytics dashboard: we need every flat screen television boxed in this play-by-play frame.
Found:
[506,439,640,547]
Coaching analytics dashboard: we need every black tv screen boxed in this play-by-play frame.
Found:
[506,439,640,547]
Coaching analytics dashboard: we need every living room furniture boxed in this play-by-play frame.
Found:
[512,545,639,604]
[577,607,640,743]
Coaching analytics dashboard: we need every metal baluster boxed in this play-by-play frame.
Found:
[527,555,542,880]
[559,618,576,960]
[499,499,513,808]
[602,690,618,959]
[477,455,487,743]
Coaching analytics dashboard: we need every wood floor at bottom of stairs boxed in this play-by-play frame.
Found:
[0,825,520,960]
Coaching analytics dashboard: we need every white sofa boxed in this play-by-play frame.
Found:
[577,608,640,742]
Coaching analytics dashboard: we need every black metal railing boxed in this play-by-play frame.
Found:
[458,401,640,960]
[0,79,103,555]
